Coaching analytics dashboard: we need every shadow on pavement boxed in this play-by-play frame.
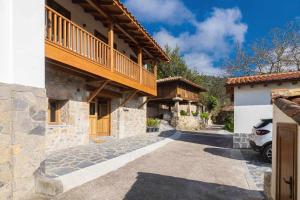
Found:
[203,147,244,160]
[123,172,263,200]
[159,131,233,148]
[203,147,271,165]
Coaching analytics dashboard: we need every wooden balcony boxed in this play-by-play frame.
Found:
[44,6,157,96]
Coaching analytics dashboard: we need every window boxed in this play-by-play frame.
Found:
[48,100,61,124]
[90,103,96,115]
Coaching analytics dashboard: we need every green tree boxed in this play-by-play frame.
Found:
[157,45,191,79]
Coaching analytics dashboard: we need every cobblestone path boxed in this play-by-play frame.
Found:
[43,130,175,178]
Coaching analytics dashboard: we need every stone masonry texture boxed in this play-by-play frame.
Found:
[45,67,89,153]
[233,133,251,149]
[111,95,147,138]
[171,115,202,131]
[0,82,47,200]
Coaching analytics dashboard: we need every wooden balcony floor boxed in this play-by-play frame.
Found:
[45,41,156,96]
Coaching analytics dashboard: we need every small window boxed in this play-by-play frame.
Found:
[48,100,61,124]
[90,103,96,115]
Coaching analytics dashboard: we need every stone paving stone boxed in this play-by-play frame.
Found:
[44,130,175,177]
[240,149,271,190]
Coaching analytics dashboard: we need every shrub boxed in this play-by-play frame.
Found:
[207,95,219,111]
[147,118,161,127]
[224,116,234,132]
[192,111,199,116]
[180,110,188,116]
[200,112,209,120]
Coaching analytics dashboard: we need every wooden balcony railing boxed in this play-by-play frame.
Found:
[45,6,156,91]
[114,50,140,82]
[141,67,156,89]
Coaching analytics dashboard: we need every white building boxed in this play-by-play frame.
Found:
[226,71,300,148]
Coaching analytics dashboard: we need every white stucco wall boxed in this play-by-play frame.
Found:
[0,0,45,88]
[234,82,300,134]
[271,105,300,200]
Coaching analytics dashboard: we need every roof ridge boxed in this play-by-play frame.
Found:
[226,71,300,86]
[228,71,300,80]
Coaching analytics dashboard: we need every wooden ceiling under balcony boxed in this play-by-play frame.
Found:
[71,0,169,62]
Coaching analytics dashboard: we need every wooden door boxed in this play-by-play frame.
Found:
[96,100,110,136]
[276,123,298,200]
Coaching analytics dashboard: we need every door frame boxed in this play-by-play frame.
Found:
[96,98,111,136]
[276,123,298,200]
[89,98,111,137]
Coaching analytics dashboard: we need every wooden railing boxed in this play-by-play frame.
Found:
[114,50,140,82]
[45,6,156,90]
[45,6,110,68]
[141,67,156,89]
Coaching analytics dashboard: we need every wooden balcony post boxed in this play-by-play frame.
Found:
[108,22,114,72]
[138,48,143,83]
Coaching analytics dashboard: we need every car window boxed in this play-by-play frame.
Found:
[255,119,272,129]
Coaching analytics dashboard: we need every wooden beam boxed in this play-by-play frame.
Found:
[120,90,138,107]
[87,80,110,103]
[85,0,154,59]
[108,22,114,71]
[138,48,143,83]
[138,98,149,109]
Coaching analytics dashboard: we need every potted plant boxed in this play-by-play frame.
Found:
[146,118,161,132]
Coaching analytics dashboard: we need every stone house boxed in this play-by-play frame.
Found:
[147,76,207,130]
[226,71,300,148]
[0,0,168,199]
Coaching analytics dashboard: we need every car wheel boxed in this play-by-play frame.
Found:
[263,144,272,163]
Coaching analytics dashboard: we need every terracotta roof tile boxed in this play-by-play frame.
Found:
[226,71,300,87]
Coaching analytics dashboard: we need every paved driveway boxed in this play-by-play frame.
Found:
[55,132,264,200]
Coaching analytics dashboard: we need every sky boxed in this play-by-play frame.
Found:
[122,0,300,75]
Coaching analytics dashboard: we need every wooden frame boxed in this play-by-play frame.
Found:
[276,123,298,200]
[48,99,61,125]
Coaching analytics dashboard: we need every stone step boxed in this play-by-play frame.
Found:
[34,132,181,197]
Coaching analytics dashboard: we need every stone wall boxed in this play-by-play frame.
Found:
[111,96,146,138]
[171,115,202,131]
[233,133,251,148]
[45,67,89,153]
[0,82,47,200]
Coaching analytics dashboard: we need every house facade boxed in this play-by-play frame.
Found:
[147,77,206,130]
[226,72,300,148]
[0,0,168,199]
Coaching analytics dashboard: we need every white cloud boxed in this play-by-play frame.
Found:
[124,0,248,75]
[183,53,225,76]
[153,7,247,75]
[154,8,247,54]
[124,0,195,24]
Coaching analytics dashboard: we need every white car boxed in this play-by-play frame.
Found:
[249,119,272,162]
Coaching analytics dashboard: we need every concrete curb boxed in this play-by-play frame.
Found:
[54,131,181,193]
